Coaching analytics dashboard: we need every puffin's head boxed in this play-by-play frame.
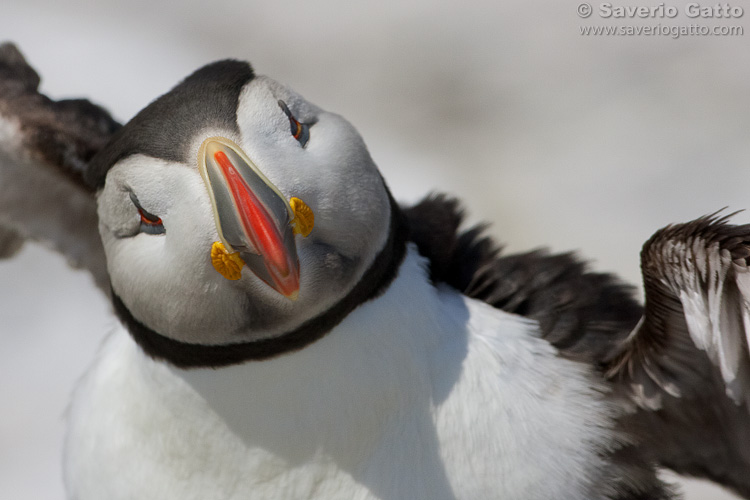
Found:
[87,60,407,367]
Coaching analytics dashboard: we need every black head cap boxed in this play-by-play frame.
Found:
[85,59,255,189]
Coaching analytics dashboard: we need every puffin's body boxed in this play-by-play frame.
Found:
[2,43,750,499]
[66,248,623,500]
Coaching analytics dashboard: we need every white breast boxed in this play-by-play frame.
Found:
[64,246,617,500]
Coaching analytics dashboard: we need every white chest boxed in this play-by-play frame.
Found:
[64,251,616,500]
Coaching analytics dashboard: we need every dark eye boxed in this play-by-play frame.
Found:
[278,100,310,148]
[129,192,165,235]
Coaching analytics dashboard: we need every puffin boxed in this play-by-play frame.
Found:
[1,43,750,499]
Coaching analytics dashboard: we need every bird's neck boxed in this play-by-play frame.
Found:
[170,246,459,463]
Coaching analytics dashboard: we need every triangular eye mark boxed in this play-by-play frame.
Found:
[277,100,310,148]
[129,192,165,235]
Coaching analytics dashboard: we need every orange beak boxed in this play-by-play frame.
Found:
[198,137,300,300]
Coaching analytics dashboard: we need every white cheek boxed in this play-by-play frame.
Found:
[302,115,391,257]
[101,159,249,340]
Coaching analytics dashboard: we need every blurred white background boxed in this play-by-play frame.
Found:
[1,1,748,498]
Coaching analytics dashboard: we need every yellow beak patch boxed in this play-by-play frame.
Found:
[210,196,315,281]
[210,241,246,281]
[290,197,315,237]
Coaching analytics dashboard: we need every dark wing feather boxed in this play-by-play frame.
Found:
[403,194,643,363]
[607,212,750,405]
[0,225,23,258]
[0,43,120,289]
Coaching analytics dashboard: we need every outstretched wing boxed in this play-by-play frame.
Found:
[608,211,750,406]
[605,212,750,497]
[0,43,120,290]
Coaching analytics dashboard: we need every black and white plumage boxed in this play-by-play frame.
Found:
[1,43,749,499]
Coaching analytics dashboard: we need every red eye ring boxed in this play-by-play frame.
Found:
[292,119,303,140]
[277,100,310,147]
[138,208,162,226]
[129,192,165,235]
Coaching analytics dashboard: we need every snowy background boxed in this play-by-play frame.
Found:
[1,1,749,498]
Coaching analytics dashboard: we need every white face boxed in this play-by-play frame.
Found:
[97,75,392,345]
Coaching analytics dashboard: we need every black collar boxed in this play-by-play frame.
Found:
[113,189,409,368]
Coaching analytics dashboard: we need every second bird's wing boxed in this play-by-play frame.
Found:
[0,43,120,290]
[607,212,750,498]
